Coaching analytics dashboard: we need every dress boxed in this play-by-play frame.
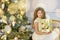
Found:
[32,18,59,40]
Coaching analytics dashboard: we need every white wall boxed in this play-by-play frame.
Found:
[26,0,60,22]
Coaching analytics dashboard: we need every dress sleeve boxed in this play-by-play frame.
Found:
[34,18,39,23]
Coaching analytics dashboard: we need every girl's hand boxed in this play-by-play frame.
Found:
[47,31,51,34]
[44,31,51,35]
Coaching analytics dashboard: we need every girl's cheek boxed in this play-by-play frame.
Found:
[39,14,42,16]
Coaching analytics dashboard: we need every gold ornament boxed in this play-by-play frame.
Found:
[9,15,16,21]
[1,0,9,2]
[5,0,9,1]
[17,0,26,15]
[1,0,5,2]
[19,15,23,20]
[18,2,26,11]
[2,3,5,9]
[1,35,7,40]
[19,25,26,32]
[13,0,18,3]
[4,25,12,34]
[20,10,25,16]
[0,8,4,17]
[8,3,19,14]
[7,1,10,4]
[14,37,18,40]
[2,16,7,24]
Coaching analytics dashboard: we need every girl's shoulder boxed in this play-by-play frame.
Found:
[34,18,40,23]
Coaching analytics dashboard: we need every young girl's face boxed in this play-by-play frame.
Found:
[37,10,43,18]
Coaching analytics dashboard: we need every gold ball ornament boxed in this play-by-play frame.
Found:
[9,15,16,21]
[17,0,26,15]
[19,25,26,32]
[2,16,7,24]
[4,25,12,34]
[20,10,25,16]
[8,3,19,14]
[17,35,21,39]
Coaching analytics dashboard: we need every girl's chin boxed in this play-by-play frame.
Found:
[38,17,42,18]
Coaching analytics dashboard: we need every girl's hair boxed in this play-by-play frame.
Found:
[33,7,46,21]
[33,7,46,25]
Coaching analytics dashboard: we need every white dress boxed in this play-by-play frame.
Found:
[32,18,59,40]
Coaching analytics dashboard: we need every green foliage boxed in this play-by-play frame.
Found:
[0,0,32,40]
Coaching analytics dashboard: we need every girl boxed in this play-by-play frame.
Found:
[32,7,59,40]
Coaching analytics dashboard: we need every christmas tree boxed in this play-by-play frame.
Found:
[0,0,31,40]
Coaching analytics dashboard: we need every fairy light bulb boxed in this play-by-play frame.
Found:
[0,19,3,22]
[14,37,18,40]
[12,21,16,27]
[14,0,18,3]
[2,3,5,9]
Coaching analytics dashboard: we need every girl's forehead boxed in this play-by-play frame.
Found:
[37,10,42,13]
